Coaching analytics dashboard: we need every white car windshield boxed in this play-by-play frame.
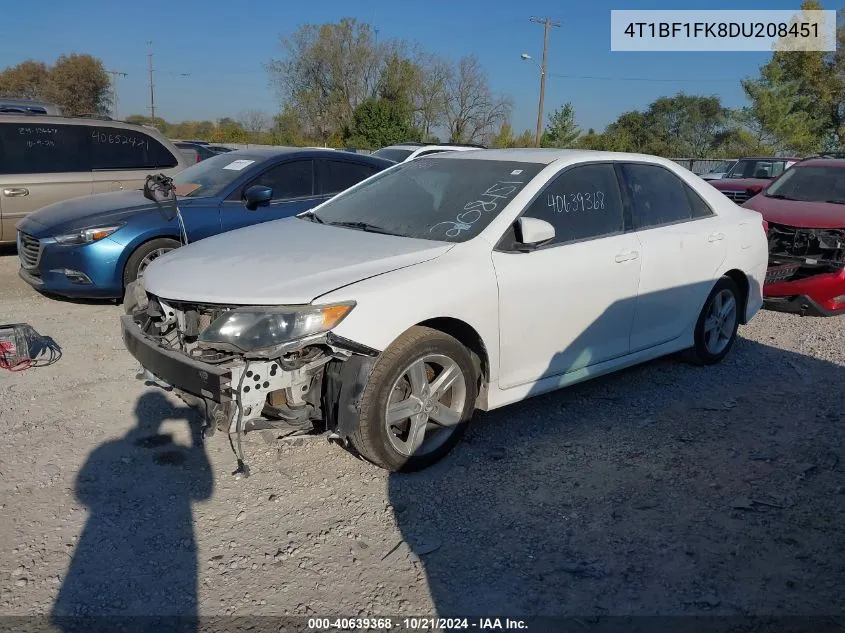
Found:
[305,157,546,242]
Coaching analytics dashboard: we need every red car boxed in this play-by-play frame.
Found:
[710,156,800,204]
[742,157,845,317]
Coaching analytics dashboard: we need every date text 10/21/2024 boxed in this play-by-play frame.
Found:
[307,617,529,630]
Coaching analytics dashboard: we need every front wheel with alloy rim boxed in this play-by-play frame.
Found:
[687,276,742,365]
[123,237,181,287]
[350,326,478,472]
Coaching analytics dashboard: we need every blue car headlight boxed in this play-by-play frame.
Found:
[54,225,122,245]
[198,302,355,352]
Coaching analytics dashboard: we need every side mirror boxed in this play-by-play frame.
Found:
[244,185,273,210]
[516,217,555,251]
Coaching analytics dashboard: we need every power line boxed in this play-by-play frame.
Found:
[548,72,738,83]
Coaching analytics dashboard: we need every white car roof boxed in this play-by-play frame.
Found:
[438,148,690,167]
[386,144,480,151]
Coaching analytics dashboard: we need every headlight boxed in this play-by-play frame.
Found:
[54,225,122,245]
[198,302,355,352]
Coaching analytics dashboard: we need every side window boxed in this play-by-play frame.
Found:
[620,163,694,229]
[685,184,715,219]
[251,160,314,200]
[0,123,91,174]
[90,127,179,170]
[522,163,625,245]
[319,159,379,195]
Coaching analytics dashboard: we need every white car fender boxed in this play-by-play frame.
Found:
[319,240,502,385]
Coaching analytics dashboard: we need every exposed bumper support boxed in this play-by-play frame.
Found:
[120,315,232,401]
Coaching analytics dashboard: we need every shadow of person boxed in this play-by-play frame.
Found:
[51,391,213,632]
[387,298,845,624]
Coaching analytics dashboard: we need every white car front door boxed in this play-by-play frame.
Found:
[492,163,642,390]
[618,162,729,352]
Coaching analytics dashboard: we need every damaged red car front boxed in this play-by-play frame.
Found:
[743,157,845,317]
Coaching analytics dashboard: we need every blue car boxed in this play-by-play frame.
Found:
[16,148,393,299]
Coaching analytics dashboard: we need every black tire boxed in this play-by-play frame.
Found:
[123,238,181,287]
[350,326,478,472]
[686,276,742,365]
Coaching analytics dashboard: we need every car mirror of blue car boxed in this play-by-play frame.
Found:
[244,185,273,211]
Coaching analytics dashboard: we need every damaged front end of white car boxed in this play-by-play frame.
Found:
[121,279,379,476]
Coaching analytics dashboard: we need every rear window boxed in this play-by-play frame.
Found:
[91,126,179,170]
[372,147,414,163]
[319,159,380,195]
[0,122,92,174]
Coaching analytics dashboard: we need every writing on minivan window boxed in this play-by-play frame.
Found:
[19,127,58,135]
[430,179,526,238]
[547,191,606,214]
[91,129,150,150]
[19,127,59,149]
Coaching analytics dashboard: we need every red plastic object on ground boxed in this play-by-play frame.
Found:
[0,323,32,371]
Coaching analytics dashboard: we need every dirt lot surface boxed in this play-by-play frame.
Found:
[1,244,844,622]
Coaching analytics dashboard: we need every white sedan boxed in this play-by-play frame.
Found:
[121,149,769,473]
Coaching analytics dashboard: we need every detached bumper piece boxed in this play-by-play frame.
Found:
[763,295,845,318]
[120,315,232,401]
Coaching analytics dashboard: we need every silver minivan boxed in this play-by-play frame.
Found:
[0,114,189,243]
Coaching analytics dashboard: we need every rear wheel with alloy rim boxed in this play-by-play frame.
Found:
[688,276,742,365]
[350,326,478,472]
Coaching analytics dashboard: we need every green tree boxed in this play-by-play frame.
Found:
[271,105,307,145]
[44,54,110,116]
[576,128,608,150]
[541,103,581,148]
[343,97,420,149]
[513,129,535,147]
[740,0,842,152]
[490,122,515,148]
[741,62,825,154]
[647,94,729,157]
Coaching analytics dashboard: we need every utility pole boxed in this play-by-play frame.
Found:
[147,41,156,126]
[529,16,560,147]
[105,70,128,120]
[146,41,190,128]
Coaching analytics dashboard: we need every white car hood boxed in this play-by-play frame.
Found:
[142,217,453,305]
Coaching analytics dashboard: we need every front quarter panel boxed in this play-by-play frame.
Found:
[318,240,501,383]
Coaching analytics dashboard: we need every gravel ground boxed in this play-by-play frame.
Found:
[1,244,844,621]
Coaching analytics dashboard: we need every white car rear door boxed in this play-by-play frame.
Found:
[618,162,729,352]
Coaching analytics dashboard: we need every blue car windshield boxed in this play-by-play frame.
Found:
[173,152,264,198]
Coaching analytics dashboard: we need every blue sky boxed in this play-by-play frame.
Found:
[0,0,829,133]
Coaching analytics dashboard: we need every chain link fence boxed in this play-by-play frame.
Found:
[668,158,737,175]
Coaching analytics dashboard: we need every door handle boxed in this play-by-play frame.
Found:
[614,250,639,263]
[708,232,725,243]
[3,187,29,197]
